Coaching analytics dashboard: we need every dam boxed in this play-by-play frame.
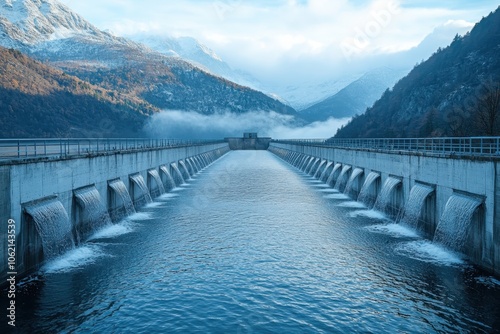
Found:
[269,137,500,276]
[1,136,500,332]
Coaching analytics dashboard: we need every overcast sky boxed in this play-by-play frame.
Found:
[60,0,498,85]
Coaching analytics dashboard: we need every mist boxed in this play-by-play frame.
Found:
[143,110,350,140]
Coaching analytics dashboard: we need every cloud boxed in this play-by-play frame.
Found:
[60,0,497,87]
[271,117,351,138]
[143,110,350,139]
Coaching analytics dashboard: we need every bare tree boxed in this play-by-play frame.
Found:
[446,107,469,136]
[474,82,500,136]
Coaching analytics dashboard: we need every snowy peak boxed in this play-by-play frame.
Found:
[0,0,298,117]
[0,0,105,46]
[133,35,225,65]
[175,36,223,62]
[131,34,263,90]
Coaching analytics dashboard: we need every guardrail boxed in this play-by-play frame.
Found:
[0,138,225,161]
[272,137,500,158]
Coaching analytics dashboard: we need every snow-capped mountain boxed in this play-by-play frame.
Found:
[0,0,296,116]
[0,0,149,68]
[130,34,263,91]
[1,0,110,46]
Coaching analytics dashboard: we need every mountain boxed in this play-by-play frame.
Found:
[334,7,500,138]
[300,67,409,122]
[0,0,296,121]
[271,75,363,111]
[259,20,472,111]
[0,47,154,137]
[130,34,262,91]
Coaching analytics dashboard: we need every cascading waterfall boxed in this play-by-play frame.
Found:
[304,157,316,172]
[326,163,342,186]
[179,161,191,179]
[171,163,185,186]
[198,156,205,168]
[130,174,153,207]
[195,156,204,169]
[192,157,202,171]
[74,186,112,242]
[187,159,198,174]
[148,170,166,198]
[295,155,304,168]
[318,162,331,180]
[185,159,193,175]
[308,159,320,175]
[344,168,364,197]
[300,156,310,170]
[373,177,402,216]
[433,195,482,253]
[334,165,351,191]
[302,157,314,172]
[313,161,326,178]
[292,154,303,167]
[193,158,201,173]
[109,179,136,221]
[203,153,211,165]
[398,184,434,231]
[160,166,177,191]
[24,198,75,259]
[357,172,380,207]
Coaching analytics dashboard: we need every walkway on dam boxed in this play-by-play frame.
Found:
[1,136,500,162]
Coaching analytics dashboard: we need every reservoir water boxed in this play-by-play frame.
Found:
[3,151,500,333]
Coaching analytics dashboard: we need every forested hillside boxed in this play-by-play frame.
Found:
[335,7,500,138]
[0,47,155,137]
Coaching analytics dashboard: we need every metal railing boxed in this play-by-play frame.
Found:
[0,138,225,162]
[272,137,500,158]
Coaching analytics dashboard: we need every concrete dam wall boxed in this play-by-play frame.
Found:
[269,142,500,276]
[0,142,230,283]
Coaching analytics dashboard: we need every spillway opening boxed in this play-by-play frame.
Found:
[434,193,485,260]
[178,160,191,180]
[373,176,403,219]
[313,160,327,178]
[398,183,436,239]
[186,158,197,175]
[20,206,44,274]
[73,185,112,243]
[357,171,381,208]
[334,165,352,192]
[108,178,136,223]
[344,168,364,199]
[129,173,153,209]
[319,162,334,182]
[147,169,166,198]
[308,159,322,176]
[326,163,342,187]
[160,165,176,191]
[170,163,185,186]
[302,156,315,172]
[22,197,75,272]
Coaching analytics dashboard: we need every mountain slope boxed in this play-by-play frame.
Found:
[0,47,154,137]
[130,35,262,90]
[0,0,296,118]
[335,7,500,138]
[300,67,408,122]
